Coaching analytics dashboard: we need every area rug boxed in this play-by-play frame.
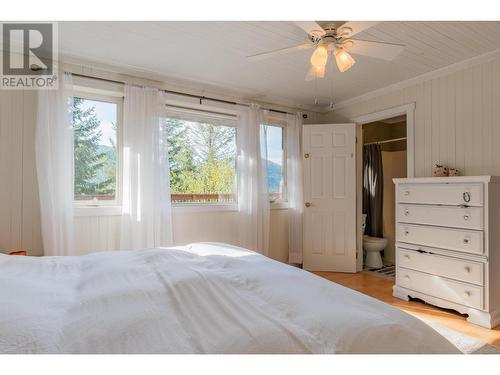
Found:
[363,264,395,280]
[418,317,500,354]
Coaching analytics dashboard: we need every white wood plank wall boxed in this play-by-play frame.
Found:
[332,57,500,178]
[0,90,43,255]
[0,87,309,259]
[4,55,500,257]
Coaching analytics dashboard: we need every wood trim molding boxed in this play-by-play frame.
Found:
[331,47,500,111]
[352,103,415,178]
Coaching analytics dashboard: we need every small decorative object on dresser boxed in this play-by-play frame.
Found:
[393,176,500,329]
[9,250,27,256]
[433,164,449,177]
[449,168,460,177]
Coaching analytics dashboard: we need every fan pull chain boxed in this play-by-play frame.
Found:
[314,73,319,105]
[329,50,335,110]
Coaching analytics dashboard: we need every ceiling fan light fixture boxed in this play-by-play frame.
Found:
[334,48,356,72]
[310,65,325,79]
[310,44,329,69]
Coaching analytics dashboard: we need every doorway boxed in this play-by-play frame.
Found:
[353,104,414,271]
[362,115,407,269]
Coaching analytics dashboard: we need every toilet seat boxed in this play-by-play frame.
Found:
[363,235,387,244]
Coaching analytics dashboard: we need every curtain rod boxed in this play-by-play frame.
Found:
[71,72,297,116]
[364,137,407,146]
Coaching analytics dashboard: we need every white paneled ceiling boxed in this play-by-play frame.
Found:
[59,21,500,109]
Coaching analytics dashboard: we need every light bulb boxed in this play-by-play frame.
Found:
[334,48,356,72]
[311,65,325,79]
[310,44,328,68]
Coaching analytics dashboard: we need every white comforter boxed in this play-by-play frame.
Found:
[0,243,459,354]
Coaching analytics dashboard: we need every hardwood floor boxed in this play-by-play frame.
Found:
[314,271,500,348]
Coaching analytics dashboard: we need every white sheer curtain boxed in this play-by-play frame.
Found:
[120,86,173,250]
[237,104,270,255]
[36,72,75,256]
[286,113,304,264]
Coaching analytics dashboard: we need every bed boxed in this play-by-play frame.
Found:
[0,242,459,354]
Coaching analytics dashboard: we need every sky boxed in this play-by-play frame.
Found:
[78,98,117,147]
[264,125,283,165]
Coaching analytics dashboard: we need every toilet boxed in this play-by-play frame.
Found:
[362,214,388,269]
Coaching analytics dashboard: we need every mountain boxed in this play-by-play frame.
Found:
[267,160,282,193]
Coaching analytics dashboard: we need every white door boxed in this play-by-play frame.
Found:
[303,124,357,272]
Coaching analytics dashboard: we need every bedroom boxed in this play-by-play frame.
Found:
[1,0,500,373]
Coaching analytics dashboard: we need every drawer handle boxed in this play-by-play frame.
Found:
[464,266,471,273]
[463,214,470,221]
[463,238,470,244]
[404,209,410,216]
[464,291,471,297]
[404,230,409,236]
[404,191,410,196]
[404,275,410,281]
[463,192,471,203]
[404,254,410,260]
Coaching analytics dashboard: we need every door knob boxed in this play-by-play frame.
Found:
[305,202,312,208]
[304,153,310,159]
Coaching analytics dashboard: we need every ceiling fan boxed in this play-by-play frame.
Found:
[247,21,405,80]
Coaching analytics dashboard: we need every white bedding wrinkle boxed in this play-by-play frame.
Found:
[0,242,459,354]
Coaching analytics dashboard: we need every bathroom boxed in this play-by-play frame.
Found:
[362,115,407,271]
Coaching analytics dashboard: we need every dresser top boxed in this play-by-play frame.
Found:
[393,176,500,184]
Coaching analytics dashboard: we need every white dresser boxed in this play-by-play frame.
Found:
[393,176,500,328]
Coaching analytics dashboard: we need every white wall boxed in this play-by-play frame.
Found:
[11,53,500,259]
[329,54,500,178]
[0,91,43,256]
[0,62,322,260]
[73,209,290,263]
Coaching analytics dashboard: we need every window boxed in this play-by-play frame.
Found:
[261,124,286,203]
[162,110,237,205]
[72,94,120,205]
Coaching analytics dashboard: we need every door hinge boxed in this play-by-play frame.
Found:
[356,252,358,259]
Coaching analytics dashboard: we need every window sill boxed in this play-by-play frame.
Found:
[74,203,289,216]
[270,202,289,210]
[74,206,122,217]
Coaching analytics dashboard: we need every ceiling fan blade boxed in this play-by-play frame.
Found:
[294,21,326,38]
[347,39,405,61]
[247,43,314,61]
[338,21,380,36]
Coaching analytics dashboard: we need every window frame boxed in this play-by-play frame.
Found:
[162,106,238,208]
[72,90,124,210]
[262,120,288,209]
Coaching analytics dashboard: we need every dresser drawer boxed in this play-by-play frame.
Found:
[398,248,484,285]
[397,204,483,230]
[397,267,484,309]
[397,223,483,255]
[397,183,483,206]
